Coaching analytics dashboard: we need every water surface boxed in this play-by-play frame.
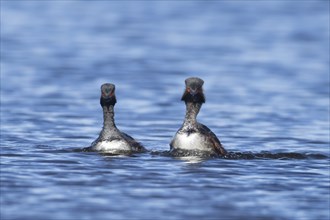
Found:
[1,1,329,220]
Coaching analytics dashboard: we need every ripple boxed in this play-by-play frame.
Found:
[1,1,329,220]
[224,151,329,160]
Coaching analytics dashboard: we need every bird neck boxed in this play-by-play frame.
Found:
[102,105,117,130]
[183,102,202,128]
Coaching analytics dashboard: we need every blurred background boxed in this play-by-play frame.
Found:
[1,1,329,220]
[1,1,329,149]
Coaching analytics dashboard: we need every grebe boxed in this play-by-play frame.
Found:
[88,83,146,154]
[170,77,227,156]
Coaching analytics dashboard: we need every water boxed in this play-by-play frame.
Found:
[1,1,329,220]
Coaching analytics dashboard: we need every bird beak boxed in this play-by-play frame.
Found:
[189,88,198,96]
[102,91,115,99]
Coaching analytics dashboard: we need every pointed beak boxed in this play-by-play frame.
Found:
[102,91,115,99]
[189,88,198,96]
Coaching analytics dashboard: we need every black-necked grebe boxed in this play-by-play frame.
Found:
[170,77,227,156]
[88,83,146,154]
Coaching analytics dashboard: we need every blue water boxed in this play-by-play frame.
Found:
[1,1,329,220]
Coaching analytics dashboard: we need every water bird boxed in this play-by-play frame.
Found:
[170,77,227,156]
[87,83,146,154]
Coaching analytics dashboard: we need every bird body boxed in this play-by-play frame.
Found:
[88,83,146,154]
[170,77,226,156]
